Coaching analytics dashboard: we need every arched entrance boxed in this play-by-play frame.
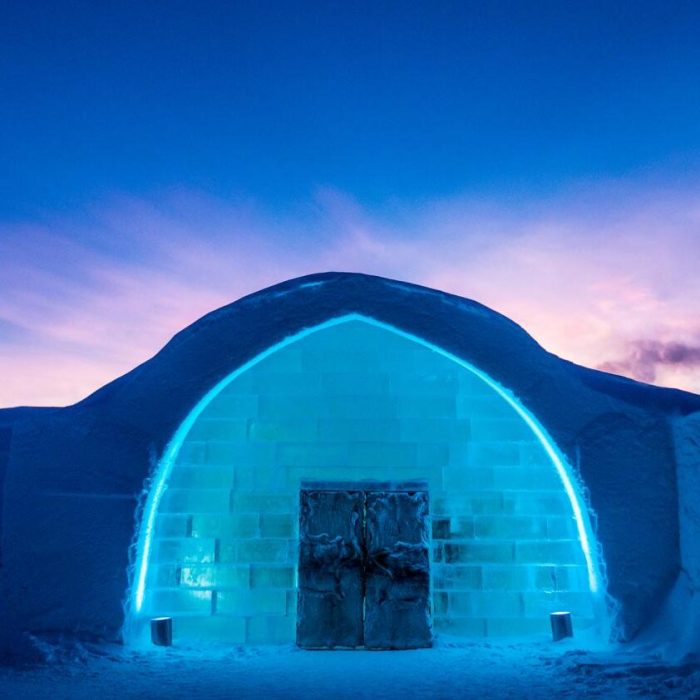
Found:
[125,315,606,646]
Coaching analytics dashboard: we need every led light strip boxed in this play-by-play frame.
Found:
[128,313,602,631]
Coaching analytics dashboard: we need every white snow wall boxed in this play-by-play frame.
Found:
[0,272,696,656]
[635,411,700,662]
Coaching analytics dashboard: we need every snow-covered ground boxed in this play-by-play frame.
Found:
[1,638,699,699]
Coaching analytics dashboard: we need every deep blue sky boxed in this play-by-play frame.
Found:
[2,1,700,406]
[2,1,700,218]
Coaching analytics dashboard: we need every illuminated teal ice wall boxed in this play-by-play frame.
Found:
[127,317,605,645]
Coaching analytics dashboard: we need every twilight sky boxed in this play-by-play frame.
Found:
[1,2,700,407]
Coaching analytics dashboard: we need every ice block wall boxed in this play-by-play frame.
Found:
[136,319,598,644]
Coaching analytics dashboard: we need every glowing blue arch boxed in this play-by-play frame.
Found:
[127,313,604,629]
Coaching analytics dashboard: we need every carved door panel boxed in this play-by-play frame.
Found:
[297,483,431,650]
[296,489,364,648]
[364,490,431,649]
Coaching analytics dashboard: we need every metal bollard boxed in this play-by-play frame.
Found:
[151,617,173,646]
[550,611,573,641]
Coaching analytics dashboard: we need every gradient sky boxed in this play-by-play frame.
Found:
[1,2,700,407]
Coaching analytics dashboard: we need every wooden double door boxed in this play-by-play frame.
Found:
[296,481,432,650]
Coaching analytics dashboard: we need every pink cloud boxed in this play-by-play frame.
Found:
[1,177,699,407]
[599,340,700,383]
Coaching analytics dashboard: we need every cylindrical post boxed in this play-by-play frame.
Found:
[151,617,173,646]
[550,611,573,641]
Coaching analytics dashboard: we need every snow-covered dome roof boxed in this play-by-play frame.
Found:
[1,272,699,658]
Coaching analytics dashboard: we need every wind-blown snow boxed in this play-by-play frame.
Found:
[1,638,699,699]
